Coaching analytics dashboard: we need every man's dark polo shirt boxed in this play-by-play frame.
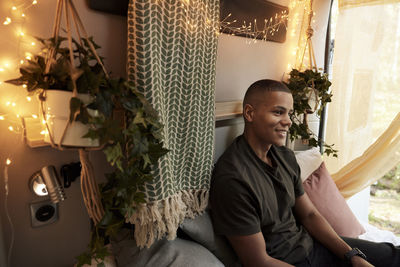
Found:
[210,135,313,264]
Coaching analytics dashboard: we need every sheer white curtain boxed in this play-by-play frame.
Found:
[325,0,400,198]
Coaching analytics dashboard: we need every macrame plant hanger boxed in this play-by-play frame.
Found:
[39,0,107,224]
[297,0,319,140]
[299,0,318,72]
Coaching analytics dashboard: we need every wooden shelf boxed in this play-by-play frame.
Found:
[215,101,242,121]
[22,101,244,147]
[22,117,49,148]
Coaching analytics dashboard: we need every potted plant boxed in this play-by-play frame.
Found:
[6,36,107,147]
[6,36,169,265]
[284,68,338,157]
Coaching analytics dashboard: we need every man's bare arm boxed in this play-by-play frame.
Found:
[227,232,294,267]
[294,193,373,267]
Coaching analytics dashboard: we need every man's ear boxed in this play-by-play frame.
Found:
[243,104,255,122]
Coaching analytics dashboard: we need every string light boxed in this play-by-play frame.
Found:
[1,0,40,141]
[219,10,289,43]
[6,158,12,165]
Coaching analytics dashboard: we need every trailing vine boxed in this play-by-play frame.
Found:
[285,68,338,157]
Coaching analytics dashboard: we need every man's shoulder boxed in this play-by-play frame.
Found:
[216,135,244,159]
[212,136,249,183]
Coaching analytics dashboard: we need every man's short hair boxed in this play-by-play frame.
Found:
[243,79,291,108]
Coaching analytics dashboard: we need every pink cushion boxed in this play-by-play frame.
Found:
[302,162,365,238]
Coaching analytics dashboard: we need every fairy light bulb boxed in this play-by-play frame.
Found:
[12,6,17,11]
[32,0,38,4]
[26,96,32,102]
[8,126,14,132]
[25,52,32,60]
[6,159,11,165]
[0,115,5,120]
[32,114,38,119]
[3,17,11,25]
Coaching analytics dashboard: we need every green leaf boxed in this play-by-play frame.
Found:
[76,252,93,267]
[104,144,123,171]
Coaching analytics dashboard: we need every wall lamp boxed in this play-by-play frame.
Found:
[30,165,66,203]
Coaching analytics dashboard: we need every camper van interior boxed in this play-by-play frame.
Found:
[0,0,399,266]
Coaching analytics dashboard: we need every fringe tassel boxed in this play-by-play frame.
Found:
[127,189,209,248]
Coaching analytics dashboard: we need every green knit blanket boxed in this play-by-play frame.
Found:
[126,0,219,248]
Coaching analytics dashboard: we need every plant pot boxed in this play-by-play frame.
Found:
[42,90,99,147]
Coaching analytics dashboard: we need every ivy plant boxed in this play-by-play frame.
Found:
[76,78,168,266]
[284,68,338,157]
[5,36,106,94]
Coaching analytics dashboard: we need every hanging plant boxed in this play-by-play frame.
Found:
[284,68,338,157]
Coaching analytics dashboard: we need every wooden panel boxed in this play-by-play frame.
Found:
[22,117,49,148]
[215,101,243,121]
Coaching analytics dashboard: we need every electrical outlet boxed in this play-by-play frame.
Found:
[30,200,58,227]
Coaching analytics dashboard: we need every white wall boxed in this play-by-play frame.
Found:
[0,1,126,266]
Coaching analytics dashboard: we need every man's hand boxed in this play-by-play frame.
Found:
[351,255,374,267]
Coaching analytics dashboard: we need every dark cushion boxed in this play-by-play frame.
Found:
[180,210,240,267]
[111,228,224,267]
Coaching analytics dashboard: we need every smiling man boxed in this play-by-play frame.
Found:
[210,79,399,266]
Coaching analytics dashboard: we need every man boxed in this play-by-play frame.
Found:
[210,79,399,267]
